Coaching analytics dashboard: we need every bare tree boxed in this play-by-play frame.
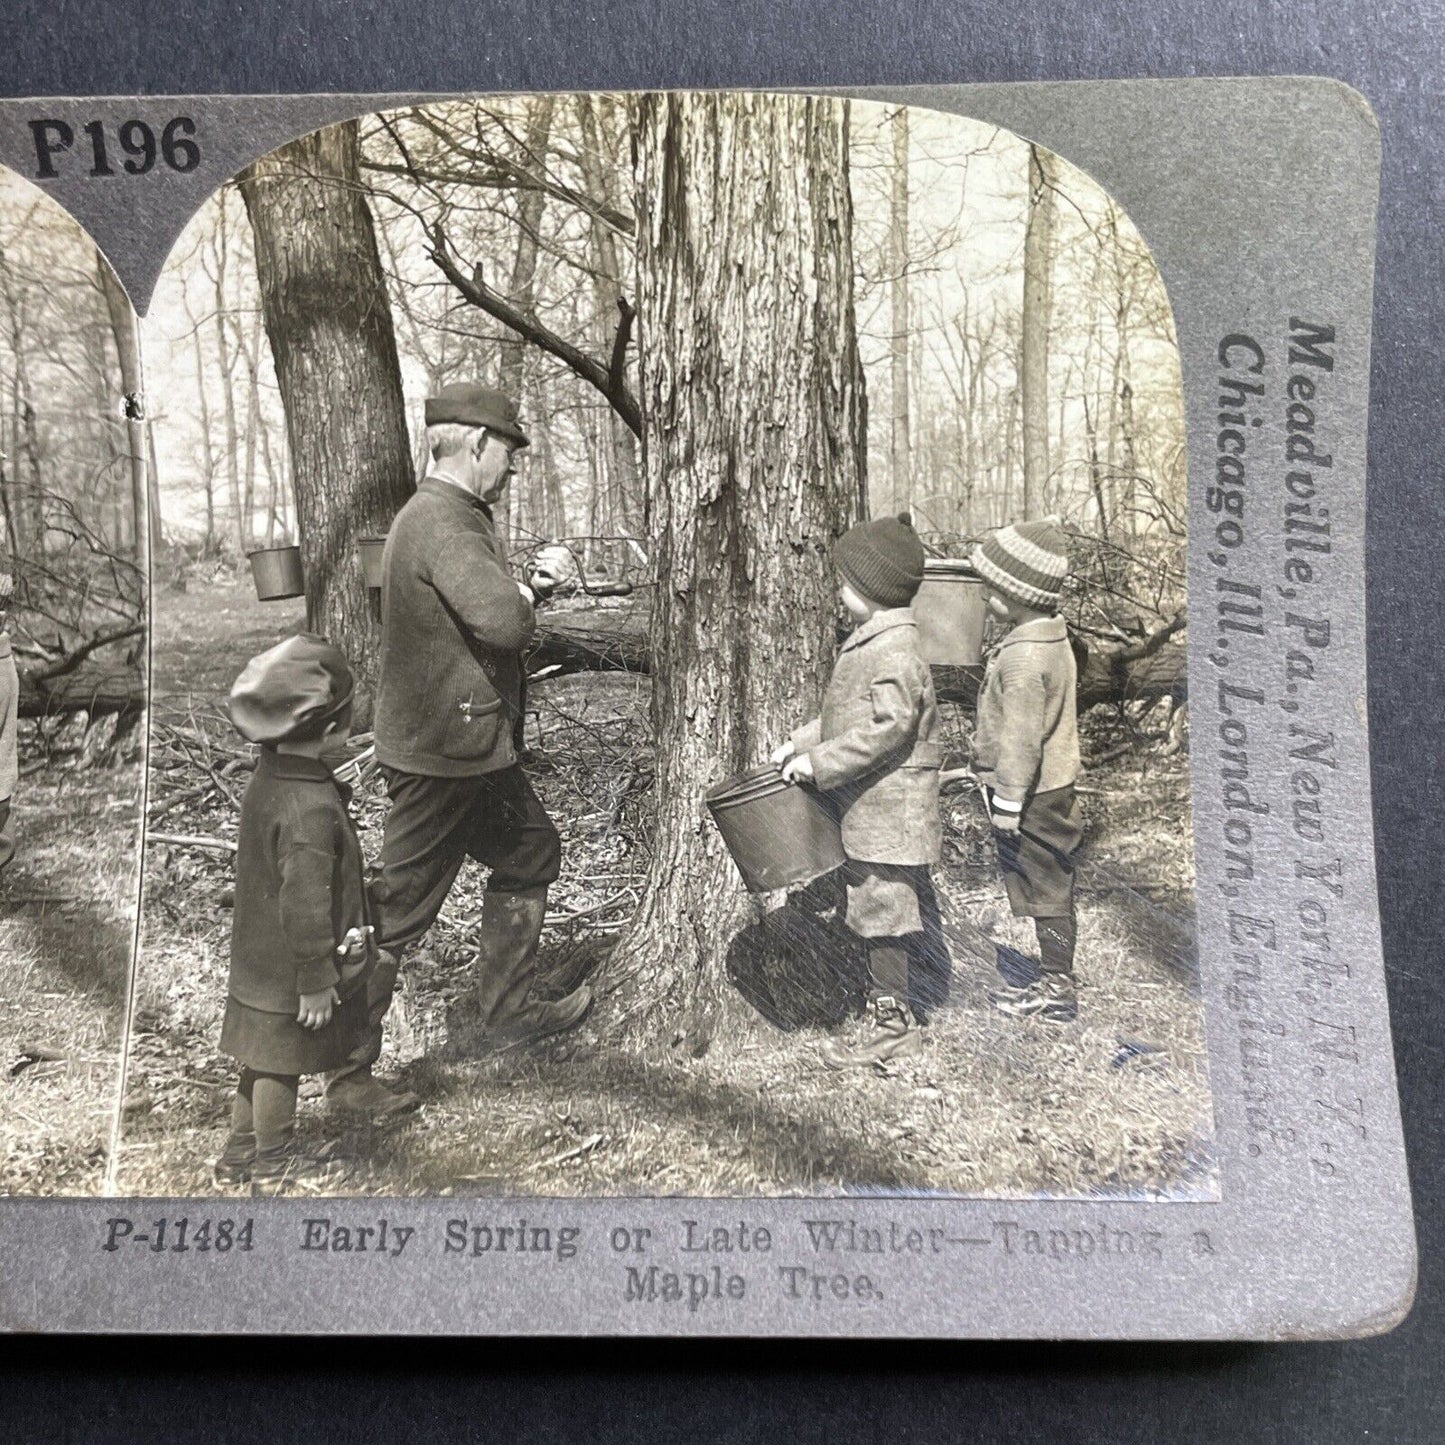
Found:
[887,107,912,517]
[1020,143,1057,519]
[492,95,555,545]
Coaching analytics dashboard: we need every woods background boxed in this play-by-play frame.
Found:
[0,171,145,1195]
[146,99,1185,638]
[124,95,1206,1200]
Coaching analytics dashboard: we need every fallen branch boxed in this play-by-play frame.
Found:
[430,221,643,438]
[29,621,144,684]
[146,833,238,854]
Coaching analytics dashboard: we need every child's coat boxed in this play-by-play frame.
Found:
[790,607,943,868]
[971,614,1080,806]
[220,750,371,1076]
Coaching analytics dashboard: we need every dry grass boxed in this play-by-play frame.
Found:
[0,761,141,1195]
[116,573,1214,1201]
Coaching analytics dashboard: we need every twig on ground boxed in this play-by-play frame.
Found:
[147,833,238,854]
[529,1132,605,1172]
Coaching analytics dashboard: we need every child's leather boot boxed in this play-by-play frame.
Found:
[818,994,922,1070]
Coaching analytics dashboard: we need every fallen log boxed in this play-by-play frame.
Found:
[16,621,147,721]
[18,666,145,721]
[530,613,648,675]
[1076,641,1186,711]
[529,609,1187,712]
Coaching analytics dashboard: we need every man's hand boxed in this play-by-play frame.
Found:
[527,564,562,600]
[297,987,339,1031]
[336,925,374,965]
[781,753,815,785]
[770,739,796,767]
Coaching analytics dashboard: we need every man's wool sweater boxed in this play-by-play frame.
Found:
[972,613,1081,805]
[374,477,534,778]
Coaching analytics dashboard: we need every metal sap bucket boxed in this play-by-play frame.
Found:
[706,764,845,894]
[915,558,986,667]
[247,544,305,601]
[357,534,388,590]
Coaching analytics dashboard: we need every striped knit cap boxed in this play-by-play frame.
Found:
[970,515,1070,609]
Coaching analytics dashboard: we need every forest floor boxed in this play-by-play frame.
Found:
[0,750,141,1195]
[116,572,1212,1201]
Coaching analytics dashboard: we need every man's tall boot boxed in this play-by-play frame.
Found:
[466,886,592,1054]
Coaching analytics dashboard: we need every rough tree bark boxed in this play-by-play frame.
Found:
[1020,144,1057,520]
[238,120,414,699]
[613,92,867,1052]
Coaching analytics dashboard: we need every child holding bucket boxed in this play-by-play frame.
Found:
[772,514,947,1069]
[968,516,1083,1024]
[214,634,378,1193]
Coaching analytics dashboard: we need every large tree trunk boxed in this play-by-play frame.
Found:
[238,120,414,699]
[615,92,867,1052]
[1020,144,1057,519]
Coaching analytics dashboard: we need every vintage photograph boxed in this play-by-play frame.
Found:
[0,168,148,1195]
[116,92,1207,1200]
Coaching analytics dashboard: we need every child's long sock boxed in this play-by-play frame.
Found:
[242,1068,300,1160]
[867,941,910,1002]
[908,876,952,1013]
[1035,914,1077,976]
[217,1071,259,1172]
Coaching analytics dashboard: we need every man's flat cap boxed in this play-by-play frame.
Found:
[424,383,530,448]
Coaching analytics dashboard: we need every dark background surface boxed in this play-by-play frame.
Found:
[2,2,1441,1440]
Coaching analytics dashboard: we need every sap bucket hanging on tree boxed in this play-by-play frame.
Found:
[246,544,305,601]
[705,764,846,893]
[914,558,987,667]
[357,534,388,591]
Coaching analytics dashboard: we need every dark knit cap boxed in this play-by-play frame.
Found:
[424,382,530,449]
[833,514,927,609]
[228,633,354,745]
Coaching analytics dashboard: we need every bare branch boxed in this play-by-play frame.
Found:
[428,222,642,438]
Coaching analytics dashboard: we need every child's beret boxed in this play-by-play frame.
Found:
[228,633,354,745]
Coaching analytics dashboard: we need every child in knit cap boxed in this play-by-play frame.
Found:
[773,515,948,1069]
[215,633,378,1193]
[0,572,16,877]
[969,516,1083,1023]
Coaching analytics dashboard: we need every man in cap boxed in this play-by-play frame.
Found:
[324,383,591,1117]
